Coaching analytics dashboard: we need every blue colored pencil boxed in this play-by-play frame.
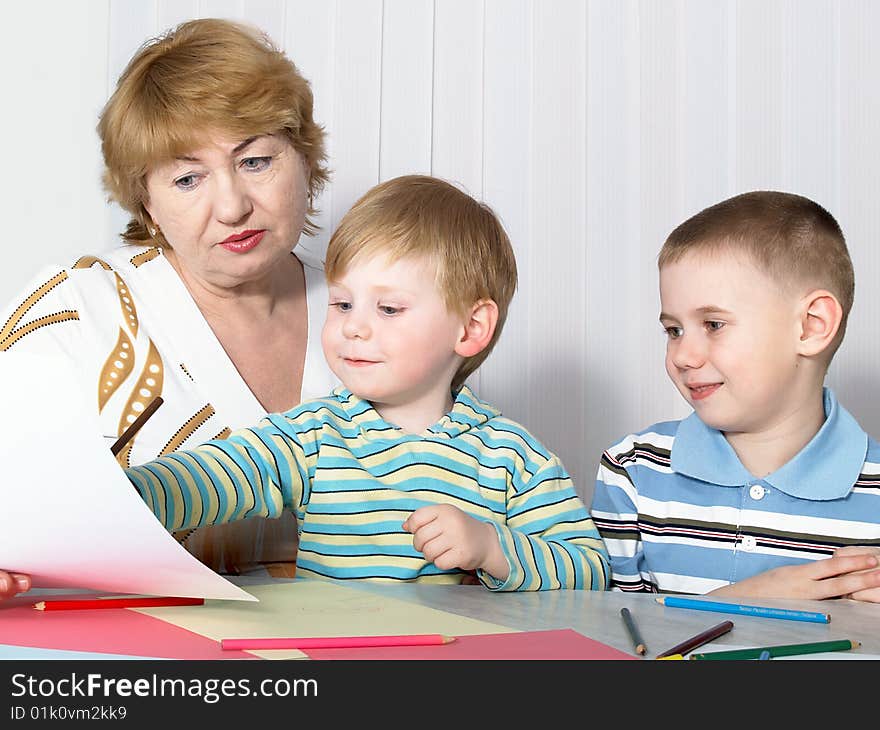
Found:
[655,596,830,624]
[758,650,771,660]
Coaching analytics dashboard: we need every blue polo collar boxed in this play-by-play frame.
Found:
[670,388,867,501]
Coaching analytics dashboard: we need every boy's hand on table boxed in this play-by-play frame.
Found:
[403,504,509,582]
[0,570,31,601]
[831,546,880,602]
[709,552,880,601]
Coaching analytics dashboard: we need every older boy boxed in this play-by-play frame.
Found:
[591,191,880,601]
[127,175,610,591]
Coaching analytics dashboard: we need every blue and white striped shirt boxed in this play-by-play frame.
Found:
[127,385,609,591]
[590,388,880,594]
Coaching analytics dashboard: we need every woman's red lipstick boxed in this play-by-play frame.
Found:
[219,229,265,253]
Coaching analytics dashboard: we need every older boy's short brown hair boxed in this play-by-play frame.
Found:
[658,190,854,360]
[99,18,330,245]
[325,175,518,391]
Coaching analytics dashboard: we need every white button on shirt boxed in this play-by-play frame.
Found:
[749,484,766,500]
[741,535,758,551]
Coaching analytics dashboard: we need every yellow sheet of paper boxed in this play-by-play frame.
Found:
[135,580,516,659]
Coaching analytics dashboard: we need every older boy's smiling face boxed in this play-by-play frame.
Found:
[659,248,804,435]
[322,253,466,414]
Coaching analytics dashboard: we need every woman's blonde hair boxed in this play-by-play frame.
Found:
[325,175,518,392]
[98,18,330,245]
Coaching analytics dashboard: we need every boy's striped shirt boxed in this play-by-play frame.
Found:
[591,388,880,594]
[127,385,609,591]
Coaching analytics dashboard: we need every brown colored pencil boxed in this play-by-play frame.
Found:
[655,619,734,659]
[110,396,164,455]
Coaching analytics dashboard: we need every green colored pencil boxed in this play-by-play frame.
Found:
[690,638,860,661]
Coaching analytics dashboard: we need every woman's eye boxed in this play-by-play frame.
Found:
[706,321,725,332]
[379,306,400,316]
[241,156,271,172]
[664,325,683,339]
[331,301,352,312]
[174,174,199,190]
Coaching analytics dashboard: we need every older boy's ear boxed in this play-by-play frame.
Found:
[454,299,499,358]
[798,289,843,357]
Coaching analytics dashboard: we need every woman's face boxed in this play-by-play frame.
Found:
[144,133,309,290]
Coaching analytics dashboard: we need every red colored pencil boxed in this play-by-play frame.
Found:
[221,634,456,651]
[33,596,204,611]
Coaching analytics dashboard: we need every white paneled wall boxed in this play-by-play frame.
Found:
[3,0,880,502]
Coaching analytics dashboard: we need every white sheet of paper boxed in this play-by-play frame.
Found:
[0,351,255,601]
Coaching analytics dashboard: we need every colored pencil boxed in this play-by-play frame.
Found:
[655,654,685,661]
[111,396,164,456]
[758,650,772,660]
[655,620,734,658]
[220,634,456,651]
[34,596,204,611]
[620,607,647,655]
[690,639,859,661]
[655,595,830,623]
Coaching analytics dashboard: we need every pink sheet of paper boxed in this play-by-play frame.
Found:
[304,629,636,660]
[0,597,253,660]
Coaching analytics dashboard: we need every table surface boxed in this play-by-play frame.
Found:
[11,582,880,660]
[349,583,880,658]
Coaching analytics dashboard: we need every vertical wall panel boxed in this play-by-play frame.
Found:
[200,0,245,21]
[0,2,110,296]
[479,0,531,412]
[529,0,588,488]
[836,0,880,431]
[783,0,839,207]
[243,0,285,34]
[583,0,643,496]
[432,0,484,195]
[734,0,785,191]
[379,0,433,180]
[639,1,688,427]
[283,1,336,258]
[157,0,199,29]
[328,0,383,233]
[680,0,731,212]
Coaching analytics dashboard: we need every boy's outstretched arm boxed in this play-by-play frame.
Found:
[124,414,311,533]
[708,550,880,601]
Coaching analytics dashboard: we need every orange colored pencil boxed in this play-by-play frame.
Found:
[33,596,204,611]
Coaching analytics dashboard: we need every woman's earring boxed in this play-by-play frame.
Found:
[149,227,157,237]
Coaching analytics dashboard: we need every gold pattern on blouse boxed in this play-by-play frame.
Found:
[72,256,112,270]
[97,328,135,412]
[130,247,161,268]
[114,273,139,338]
[117,339,164,441]
[160,404,216,456]
[0,272,77,351]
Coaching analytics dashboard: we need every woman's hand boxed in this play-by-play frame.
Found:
[0,570,31,600]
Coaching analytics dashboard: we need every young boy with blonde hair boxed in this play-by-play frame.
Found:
[127,175,610,591]
[591,190,880,601]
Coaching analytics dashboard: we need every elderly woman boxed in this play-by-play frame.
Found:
[0,18,338,597]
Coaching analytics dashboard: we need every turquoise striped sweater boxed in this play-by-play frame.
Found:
[126,385,610,591]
